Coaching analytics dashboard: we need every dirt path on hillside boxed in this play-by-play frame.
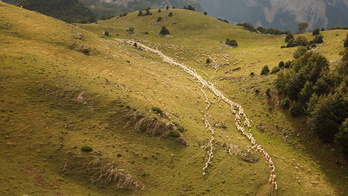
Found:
[114,38,278,194]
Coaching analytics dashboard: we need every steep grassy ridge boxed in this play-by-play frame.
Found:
[1,3,348,195]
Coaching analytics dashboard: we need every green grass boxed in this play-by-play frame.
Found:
[1,3,348,195]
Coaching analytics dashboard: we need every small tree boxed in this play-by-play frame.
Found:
[168,12,173,17]
[157,17,163,22]
[204,11,207,15]
[261,66,270,75]
[104,31,110,36]
[297,22,309,34]
[166,6,169,10]
[159,26,170,36]
[206,58,211,64]
[138,10,144,16]
[158,9,161,13]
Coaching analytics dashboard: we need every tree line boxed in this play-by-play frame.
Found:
[274,36,348,157]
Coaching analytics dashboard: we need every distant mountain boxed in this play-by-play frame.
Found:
[12,0,96,23]
[3,0,203,19]
[198,0,348,32]
[2,0,17,4]
[81,0,203,18]
[6,0,348,31]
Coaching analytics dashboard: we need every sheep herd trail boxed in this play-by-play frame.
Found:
[115,38,278,194]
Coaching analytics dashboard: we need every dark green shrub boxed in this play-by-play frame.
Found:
[284,61,292,68]
[152,107,163,115]
[278,61,285,68]
[169,130,181,137]
[220,123,227,129]
[311,35,324,44]
[168,12,173,17]
[293,46,308,59]
[159,26,170,36]
[145,10,152,16]
[250,72,254,76]
[285,32,294,42]
[188,5,195,11]
[225,38,238,47]
[138,11,143,16]
[310,92,348,142]
[104,31,109,36]
[289,102,304,117]
[206,58,211,64]
[204,12,207,15]
[335,119,348,158]
[312,28,320,35]
[261,66,270,75]
[82,48,90,55]
[218,18,229,23]
[158,9,161,13]
[295,36,308,46]
[344,39,348,48]
[280,97,291,109]
[271,66,281,74]
[157,17,163,22]
[238,22,257,32]
[172,122,187,132]
[286,38,297,47]
[81,146,93,152]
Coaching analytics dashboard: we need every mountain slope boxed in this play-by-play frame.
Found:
[1,2,348,195]
[198,0,348,32]
[15,0,96,23]
[81,0,203,18]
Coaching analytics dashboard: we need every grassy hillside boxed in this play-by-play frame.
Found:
[1,3,348,195]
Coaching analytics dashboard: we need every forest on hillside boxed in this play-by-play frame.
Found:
[274,37,348,157]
